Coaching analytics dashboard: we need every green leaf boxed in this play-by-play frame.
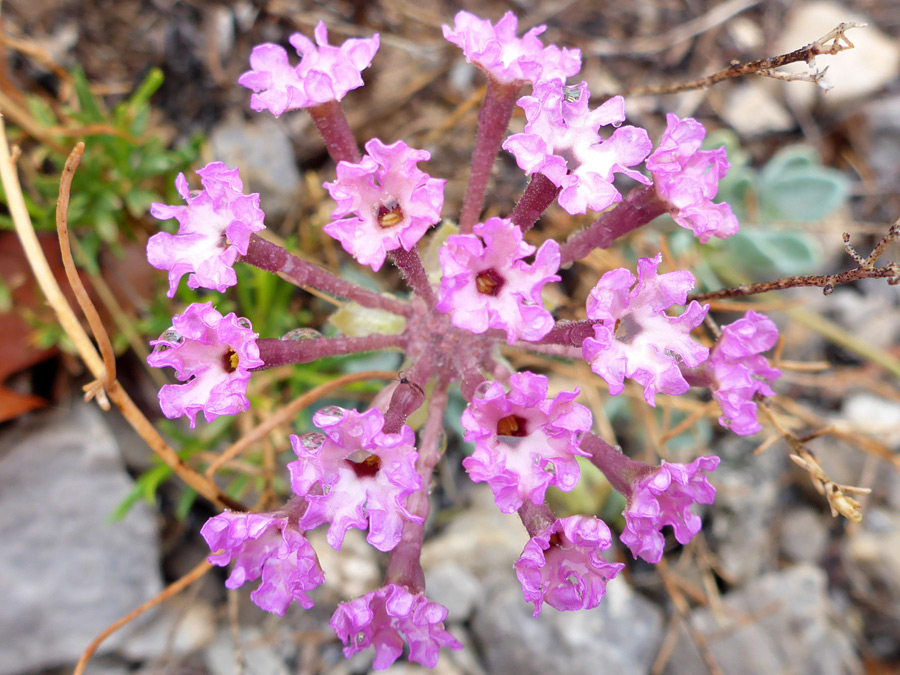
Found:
[713,229,824,279]
[126,68,164,111]
[108,486,145,522]
[758,145,850,222]
[129,103,151,137]
[71,67,106,122]
[25,94,59,128]
[124,187,160,217]
[0,277,12,312]
[174,487,198,520]
[328,302,407,337]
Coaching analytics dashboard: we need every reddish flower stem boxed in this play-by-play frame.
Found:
[510,173,561,232]
[243,234,410,316]
[534,320,596,347]
[385,380,450,591]
[459,79,522,233]
[307,100,362,164]
[518,500,556,538]
[389,247,437,306]
[382,353,434,434]
[559,186,668,265]
[254,333,406,370]
[580,433,648,496]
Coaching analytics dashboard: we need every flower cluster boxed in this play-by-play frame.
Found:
[504,81,652,215]
[582,253,709,406]
[619,457,721,564]
[331,584,463,669]
[148,302,263,428]
[461,372,591,512]
[142,10,789,671]
[287,406,422,552]
[706,311,782,435]
[201,509,324,615]
[515,515,625,616]
[442,10,581,86]
[437,217,560,344]
[324,138,445,271]
[147,162,265,297]
[239,22,380,116]
[647,114,740,243]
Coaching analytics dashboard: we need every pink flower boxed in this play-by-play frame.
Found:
[201,510,324,615]
[437,217,560,344]
[646,114,740,243]
[238,22,380,116]
[330,584,462,670]
[147,162,265,297]
[707,311,781,435]
[503,81,652,215]
[515,515,624,616]
[442,11,581,86]
[582,253,709,406]
[323,138,445,271]
[147,302,263,428]
[287,406,422,552]
[620,457,719,563]
[461,372,591,513]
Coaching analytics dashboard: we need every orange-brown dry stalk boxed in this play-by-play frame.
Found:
[72,559,213,675]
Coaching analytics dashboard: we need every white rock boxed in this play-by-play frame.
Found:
[842,393,900,447]
[722,83,794,137]
[0,403,162,675]
[210,114,302,217]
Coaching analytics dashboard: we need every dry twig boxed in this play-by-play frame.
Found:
[73,559,213,675]
[789,446,871,523]
[627,22,865,96]
[688,219,900,303]
[758,403,872,523]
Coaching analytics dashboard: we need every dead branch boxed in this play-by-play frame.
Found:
[627,22,865,96]
[688,219,900,302]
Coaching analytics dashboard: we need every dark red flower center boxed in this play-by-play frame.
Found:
[476,268,504,296]
[376,199,404,228]
[347,453,382,478]
[497,415,527,437]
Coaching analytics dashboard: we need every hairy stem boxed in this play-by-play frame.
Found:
[255,333,406,369]
[535,320,597,347]
[518,500,556,538]
[510,173,561,232]
[581,433,647,496]
[307,99,361,164]
[459,79,522,233]
[382,353,433,434]
[243,234,409,315]
[559,186,667,265]
[389,246,437,306]
[385,380,450,590]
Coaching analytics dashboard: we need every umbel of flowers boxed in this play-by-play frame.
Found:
[146,11,780,670]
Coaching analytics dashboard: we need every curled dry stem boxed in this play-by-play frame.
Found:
[56,142,117,399]
[789,446,871,524]
[0,120,243,510]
